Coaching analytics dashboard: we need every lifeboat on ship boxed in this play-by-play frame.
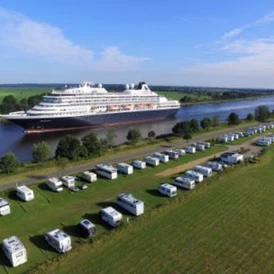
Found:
[107,105,120,111]
[123,104,133,110]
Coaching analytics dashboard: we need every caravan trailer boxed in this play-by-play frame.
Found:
[117,163,134,175]
[173,177,195,190]
[16,186,34,202]
[2,236,27,267]
[96,164,118,179]
[174,149,186,156]
[198,141,211,148]
[44,229,72,253]
[193,165,212,177]
[101,207,123,227]
[116,193,144,216]
[164,150,179,159]
[143,156,159,166]
[185,146,196,154]
[82,171,97,183]
[78,219,96,238]
[47,177,63,192]
[221,152,244,165]
[132,160,146,169]
[194,143,205,151]
[0,197,11,216]
[153,152,169,163]
[61,176,76,188]
[158,183,177,197]
[206,161,223,172]
[257,137,271,146]
[184,170,204,183]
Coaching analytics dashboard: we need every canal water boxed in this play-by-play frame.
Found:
[1,96,274,161]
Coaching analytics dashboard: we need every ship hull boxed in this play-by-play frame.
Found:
[3,108,179,133]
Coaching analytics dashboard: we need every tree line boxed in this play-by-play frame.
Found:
[0,105,272,174]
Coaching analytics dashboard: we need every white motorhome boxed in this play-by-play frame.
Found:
[194,143,205,151]
[82,171,97,183]
[116,193,144,216]
[227,135,235,142]
[206,161,223,172]
[44,229,72,253]
[220,152,244,165]
[174,149,186,156]
[184,170,204,183]
[256,138,271,146]
[198,141,211,148]
[235,132,244,138]
[0,197,11,216]
[101,206,123,227]
[61,176,76,188]
[47,177,63,192]
[153,152,169,163]
[117,163,134,175]
[132,160,146,169]
[2,236,27,267]
[78,219,96,238]
[158,183,177,197]
[96,164,118,180]
[16,186,34,202]
[218,136,228,143]
[185,146,196,154]
[194,165,212,177]
[143,156,159,166]
[164,150,179,159]
[173,177,195,190]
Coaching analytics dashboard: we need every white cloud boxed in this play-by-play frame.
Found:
[0,7,150,72]
[95,46,150,71]
[222,27,245,39]
[255,11,274,25]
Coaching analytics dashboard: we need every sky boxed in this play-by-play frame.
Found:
[0,0,274,88]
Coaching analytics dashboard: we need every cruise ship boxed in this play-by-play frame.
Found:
[1,82,180,133]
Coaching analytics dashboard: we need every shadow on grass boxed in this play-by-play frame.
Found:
[62,224,82,238]
[82,213,113,231]
[146,189,164,197]
[27,174,48,181]
[0,244,11,267]
[96,201,117,209]
[38,183,53,193]
[7,191,22,202]
[29,235,58,253]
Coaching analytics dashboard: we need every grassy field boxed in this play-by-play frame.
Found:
[0,88,50,103]
[26,144,274,274]
[0,145,227,274]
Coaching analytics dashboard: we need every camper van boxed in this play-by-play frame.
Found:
[16,186,34,202]
[206,161,223,172]
[143,156,159,166]
[257,137,271,146]
[193,165,212,177]
[2,236,27,267]
[132,160,146,169]
[194,143,205,151]
[221,152,244,165]
[78,219,96,238]
[117,163,134,175]
[164,150,179,159]
[198,141,211,148]
[153,152,169,163]
[44,229,72,253]
[185,146,196,154]
[184,170,204,183]
[96,164,118,180]
[173,177,195,190]
[116,193,144,216]
[174,149,186,156]
[218,136,228,143]
[0,197,11,216]
[82,171,97,183]
[158,183,177,197]
[47,177,63,192]
[61,176,76,188]
[101,207,123,227]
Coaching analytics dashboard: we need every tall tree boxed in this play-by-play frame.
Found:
[172,121,192,136]
[200,117,212,130]
[127,129,142,145]
[0,152,19,174]
[227,112,240,125]
[212,115,221,127]
[82,133,102,156]
[255,105,270,122]
[246,113,254,121]
[106,129,117,149]
[32,141,51,164]
[148,130,156,142]
[55,135,81,160]
[190,119,200,132]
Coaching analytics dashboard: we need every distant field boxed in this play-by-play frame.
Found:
[0,88,50,103]
[31,145,274,274]
[0,145,227,274]
[156,90,211,101]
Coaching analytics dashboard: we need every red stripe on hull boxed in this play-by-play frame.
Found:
[24,117,164,134]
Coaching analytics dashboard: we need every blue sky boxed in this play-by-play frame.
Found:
[1,0,274,88]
